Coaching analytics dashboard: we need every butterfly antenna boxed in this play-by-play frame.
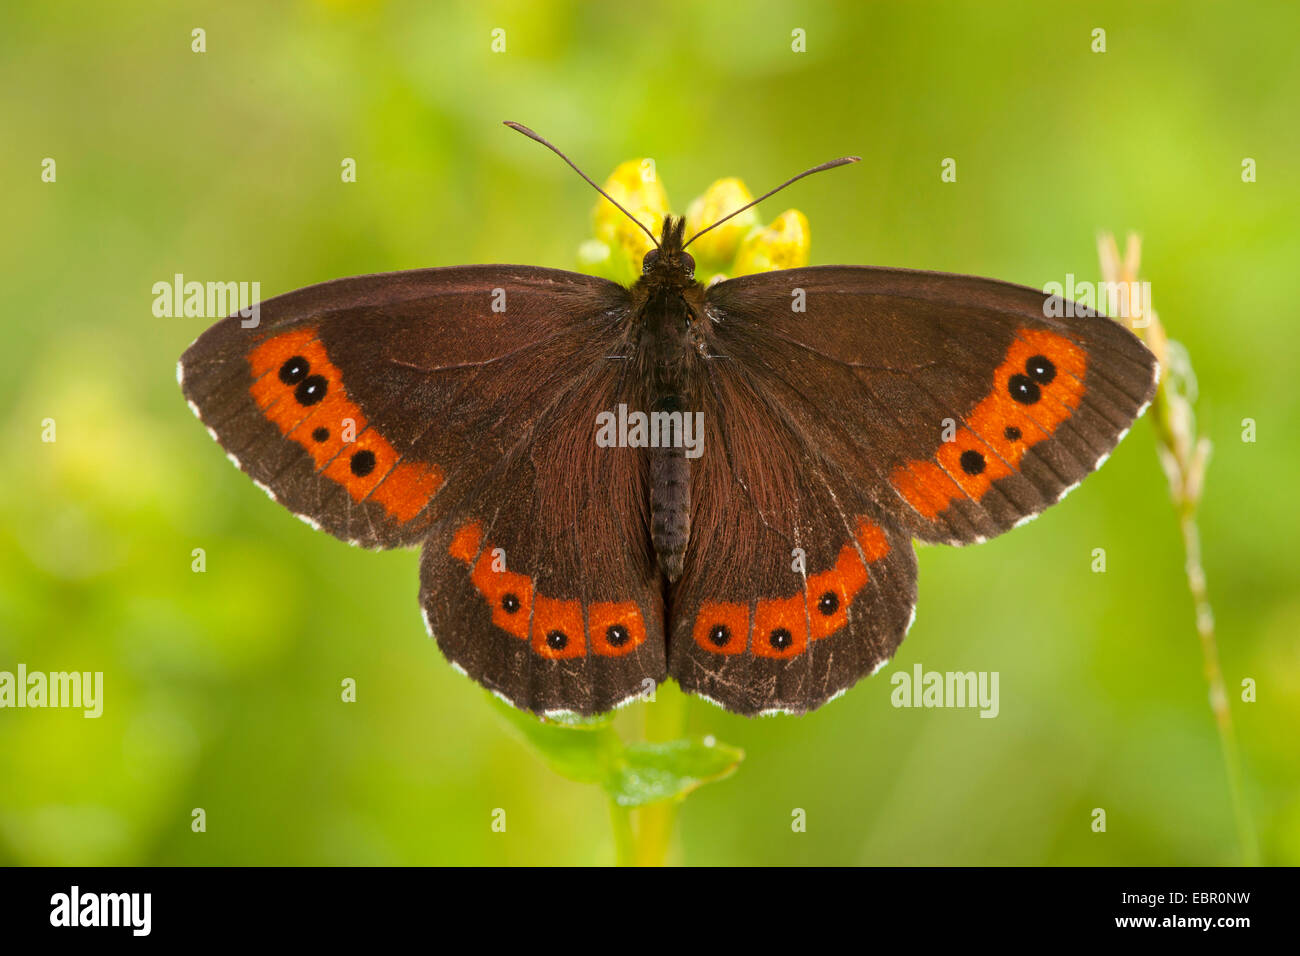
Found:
[504,121,660,248]
[683,155,860,249]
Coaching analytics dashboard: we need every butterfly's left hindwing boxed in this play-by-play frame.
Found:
[419,361,667,715]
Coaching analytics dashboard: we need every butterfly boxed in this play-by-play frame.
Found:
[179,123,1158,717]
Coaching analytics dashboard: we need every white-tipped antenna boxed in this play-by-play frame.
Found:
[683,156,860,249]
[504,121,660,248]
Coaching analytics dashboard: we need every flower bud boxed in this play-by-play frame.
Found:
[683,178,759,276]
[732,209,810,277]
[591,159,668,285]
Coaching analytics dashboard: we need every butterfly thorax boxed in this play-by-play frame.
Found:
[629,217,707,382]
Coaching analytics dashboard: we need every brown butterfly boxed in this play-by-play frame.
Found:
[179,122,1158,717]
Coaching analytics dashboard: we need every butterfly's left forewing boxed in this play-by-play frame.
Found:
[180,266,628,547]
[181,265,666,713]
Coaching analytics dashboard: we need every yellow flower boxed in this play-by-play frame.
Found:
[732,209,810,277]
[683,178,759,277]
[579,164,811,284]
[579,159,669,286]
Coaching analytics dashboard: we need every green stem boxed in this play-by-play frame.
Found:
[630,682,688,866]
[1097,235,1256,865]
[1176,499,1258,865]
[609,800,636,866]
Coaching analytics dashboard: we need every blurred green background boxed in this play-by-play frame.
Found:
[2,0,1297,866]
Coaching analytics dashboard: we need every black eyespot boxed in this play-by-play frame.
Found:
[642,249,659,274]
[311,427,329,443]
[769,628,793,650]
[959,449,986,475]
[279,356,309,385]
[606,624,630,647]
[708,624,731,647]
[350,449,376,477]
[546,630,568,650]
[818,591,839,615]
[1004,426,1022,442]
[1008,374,1041,405]
[501,593,520,614]
[294,374,328,406]
[1026,355,1056,385]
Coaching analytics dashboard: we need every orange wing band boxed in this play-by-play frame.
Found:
[448,521,648,659]
[248,328,443,523]
[890,329,1087,521]
[693,517,891,659]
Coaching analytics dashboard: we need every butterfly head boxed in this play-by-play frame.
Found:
[640,215,695,288]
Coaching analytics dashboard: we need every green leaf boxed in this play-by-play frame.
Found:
[490,696,743,808]
[605,737,744,808]
[489,696,619,785]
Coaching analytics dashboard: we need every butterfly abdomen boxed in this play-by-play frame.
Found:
[650,396,691,581]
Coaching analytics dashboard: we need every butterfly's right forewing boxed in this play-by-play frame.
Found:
[667,264,1157,715]
[703,266,1158,545]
